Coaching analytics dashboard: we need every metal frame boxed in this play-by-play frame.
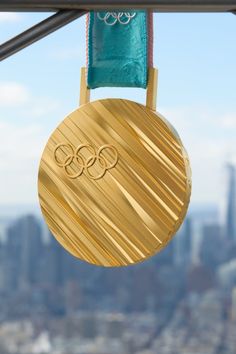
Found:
[1,1,236,61]
[1,1,236,12]
[0,10,86,61]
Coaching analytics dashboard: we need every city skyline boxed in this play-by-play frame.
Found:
[0,184,235,353]
[0,157,235,274]
[0,142,235,353]
[0,11,236,354]
[0,159,233,221]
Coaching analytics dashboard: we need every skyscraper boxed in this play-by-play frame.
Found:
[232,287,236,321]
[6,214,43,291]
[175,217,192,266]
[199,223,223,269]
[226,164,236,242]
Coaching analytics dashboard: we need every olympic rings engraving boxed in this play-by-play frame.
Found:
[54,143,119,180]
[97,12,136,26]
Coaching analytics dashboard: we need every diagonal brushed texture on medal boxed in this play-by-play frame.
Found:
[38,98,191,267]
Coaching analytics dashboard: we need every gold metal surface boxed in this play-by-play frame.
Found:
[79,67,90,106]
[54,143,119,180]
[146,67,158,111]
[38,98,191,267]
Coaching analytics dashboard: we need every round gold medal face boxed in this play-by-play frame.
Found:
[38,99,191,267]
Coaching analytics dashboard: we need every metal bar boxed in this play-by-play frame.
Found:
[0,10,86,61]
[0,1,236,13]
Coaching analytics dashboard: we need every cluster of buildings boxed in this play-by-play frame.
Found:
[0,164,235,353]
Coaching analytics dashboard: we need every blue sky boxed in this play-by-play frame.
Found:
[0,12,236,206]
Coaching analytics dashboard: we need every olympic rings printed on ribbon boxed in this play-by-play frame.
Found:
[54,143,119,180]
[97,12,136,26]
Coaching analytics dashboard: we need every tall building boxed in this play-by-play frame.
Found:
[106,314,125,338]
[79,313,97,338]
[0,242,8,291]
[44,231,80,287]
[43,235,66,287]
[218,259,236,289]
[232,287,236,321]
[226,164,236,242]
[6,215,43,291]
[199,223,223,269]
[175,217,192,266]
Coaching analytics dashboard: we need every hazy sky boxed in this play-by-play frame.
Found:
[0,12,236,205]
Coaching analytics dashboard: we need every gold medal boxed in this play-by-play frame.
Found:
[38,68,191,266]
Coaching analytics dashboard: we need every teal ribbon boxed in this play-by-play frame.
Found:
[87,11,149,89]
